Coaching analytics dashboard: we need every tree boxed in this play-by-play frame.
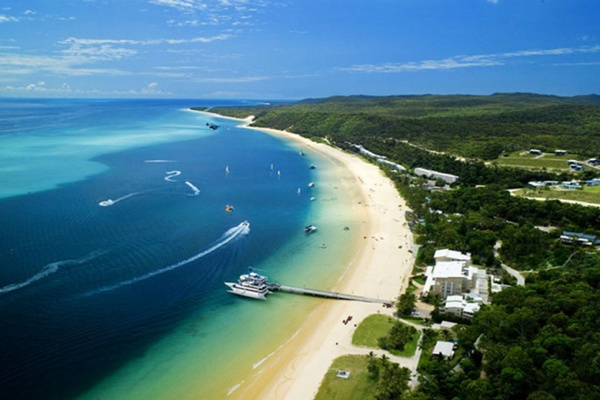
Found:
[367,354,411,400]
[379,322,417,351]
[396,293,417,317]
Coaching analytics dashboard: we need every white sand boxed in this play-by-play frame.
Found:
[201,112,416,399]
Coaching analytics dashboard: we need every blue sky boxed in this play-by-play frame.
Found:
[1,0,599,99]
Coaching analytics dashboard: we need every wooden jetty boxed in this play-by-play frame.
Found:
[272,284,390,304]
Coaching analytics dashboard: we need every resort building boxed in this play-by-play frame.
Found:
[529,149,542,155]
[434,249,471,265]
[442,295,481,319]
[560,231,600,246]
[528,180,558,188]
[432,341,456,360]
[586,178,600,186]
[423,249,490,303]
[414,168,459,184]
[561,181,582,189]
[353,144,406,171]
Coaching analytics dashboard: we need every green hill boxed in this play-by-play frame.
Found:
[208,93,600,160]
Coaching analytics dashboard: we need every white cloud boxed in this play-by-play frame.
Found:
[149,0,201,11]
[150,0,275,27]
[191,75,268,83]
[0,81,172,97]
[0,14,18,23]
[0,33,235,78]
[339,45,600,73]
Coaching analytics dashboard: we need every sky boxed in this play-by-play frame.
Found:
[1,0,599,99]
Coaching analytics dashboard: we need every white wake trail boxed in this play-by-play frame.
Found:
[98,191,143,207]
[165,170,181,182]
[185,181,200,195]
[0,251,106,294]
[87,221,250,295]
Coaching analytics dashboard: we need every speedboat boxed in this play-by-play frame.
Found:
[304,225,317,233]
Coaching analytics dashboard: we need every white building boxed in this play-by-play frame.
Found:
[443,295,481,319]
[432,341,456,360]
[423,249,490,303]
[414,168,459,184]
[434,249,471,265]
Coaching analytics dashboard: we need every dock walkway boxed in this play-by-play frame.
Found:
[272,284,390,304]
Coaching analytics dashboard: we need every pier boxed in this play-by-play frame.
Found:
[271,284,390,304]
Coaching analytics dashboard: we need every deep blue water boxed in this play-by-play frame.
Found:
[0,99,316,399]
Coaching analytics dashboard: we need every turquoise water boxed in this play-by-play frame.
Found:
[0,99,364,399]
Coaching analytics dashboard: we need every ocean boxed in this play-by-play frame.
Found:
[0,99,365,399]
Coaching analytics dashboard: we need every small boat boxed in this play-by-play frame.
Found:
[99,199,114,207]
[309,164,317,169]
[304,225,317,233]
[310,197,317,201]
[308,182,315,188]
[225,268,273,300]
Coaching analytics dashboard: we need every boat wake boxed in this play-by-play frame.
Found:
[98,191,143,207]
[164,170,181,182]
[185,181,200,195]
[86,221,250,296]
[0,251,106,295]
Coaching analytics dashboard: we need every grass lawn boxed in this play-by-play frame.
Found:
[496,151,586,171]
[352,314,397,348]
[406,282,418,294]
[514,186,600,205]
[314,355,377,400]
[352,314,421,357]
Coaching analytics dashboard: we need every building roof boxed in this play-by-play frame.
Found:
[440,321,457,329]
[432,341,455,358]
[434,249,471,262]
[463,303,481,314]
[432,261,466,279]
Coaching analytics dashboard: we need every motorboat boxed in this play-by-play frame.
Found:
[304,225,317,233]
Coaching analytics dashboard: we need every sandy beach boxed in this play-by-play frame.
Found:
[203,114,416,399]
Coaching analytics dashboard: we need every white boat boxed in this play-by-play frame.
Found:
[308,182,315,188]
[304,225,317,233]
[225,268,272,300]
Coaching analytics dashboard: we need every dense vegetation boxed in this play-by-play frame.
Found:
[210,94,600,399]
[412,258,600,400]
[208,93,600,160]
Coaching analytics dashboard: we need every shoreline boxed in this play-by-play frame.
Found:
[201,111,415,399]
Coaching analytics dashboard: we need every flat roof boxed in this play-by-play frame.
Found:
[433,341,455,357]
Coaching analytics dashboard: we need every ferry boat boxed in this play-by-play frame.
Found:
[225,268,273,300]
